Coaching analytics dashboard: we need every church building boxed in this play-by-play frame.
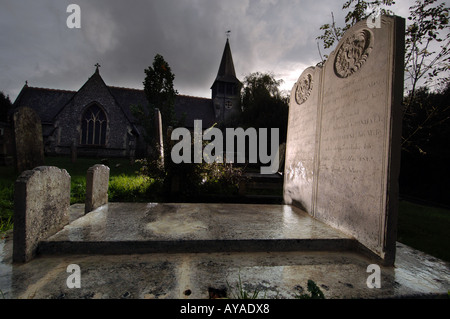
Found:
[12,39,242,158]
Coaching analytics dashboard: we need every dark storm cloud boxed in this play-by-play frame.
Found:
[0,0,414,101]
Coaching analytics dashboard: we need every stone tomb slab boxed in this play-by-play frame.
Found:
[39,202,354,255]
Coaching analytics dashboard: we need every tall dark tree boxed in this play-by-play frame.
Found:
[143,54,178,132]
[402,83,450,156]
[402,0,449,152]
[400,83,450,204]
[239,72,289,144]
[0,91,12,123]
[132,54,178,161]
[404,0,449,95]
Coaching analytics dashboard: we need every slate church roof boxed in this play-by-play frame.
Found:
[175,95,215,128]
[13,78,216,130]
[13,86,75,124]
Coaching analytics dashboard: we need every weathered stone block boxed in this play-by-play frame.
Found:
[13,166,70,262]
[85,164,110,213]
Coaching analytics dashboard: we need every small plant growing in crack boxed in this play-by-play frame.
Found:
[226,272,267,299]
[294,280,325,299]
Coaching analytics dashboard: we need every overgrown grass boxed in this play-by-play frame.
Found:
[398,200,450,262]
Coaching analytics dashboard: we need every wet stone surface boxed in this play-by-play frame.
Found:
[1,201,449,299]
[44,202,351,243]
[1,231,449,299]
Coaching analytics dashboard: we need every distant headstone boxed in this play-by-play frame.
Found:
[284,16,405,265]
[71,140,77,163]
[85,164,110,214]
[12,107,45,173]
[13,166,71,262]
[128,135,136,164]
[155,108,164,168]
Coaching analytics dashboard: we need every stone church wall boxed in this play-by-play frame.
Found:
[53,73,135,158]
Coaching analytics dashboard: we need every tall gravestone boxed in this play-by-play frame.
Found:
[12,107,45,173]
[284,16,405,265]
[154,108,164,168]
[13,166,71,262]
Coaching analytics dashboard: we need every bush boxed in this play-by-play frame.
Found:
[137,154,247,200]
[0,183,14,235]
[196,162,247,195]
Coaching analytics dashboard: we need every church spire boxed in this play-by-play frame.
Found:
[211,37,242,122]
[215,38,239,83]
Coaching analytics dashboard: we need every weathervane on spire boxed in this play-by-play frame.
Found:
[226,30,231,40]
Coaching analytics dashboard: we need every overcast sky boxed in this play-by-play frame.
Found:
[1,0,414,102]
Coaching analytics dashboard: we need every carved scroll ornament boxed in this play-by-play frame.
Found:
[334,29,373,78]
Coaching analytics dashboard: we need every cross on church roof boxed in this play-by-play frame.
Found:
[95,63,101,73]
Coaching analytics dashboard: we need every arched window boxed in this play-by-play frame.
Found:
[81,104,107,146]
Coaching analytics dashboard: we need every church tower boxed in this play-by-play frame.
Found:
[211,38,242,123]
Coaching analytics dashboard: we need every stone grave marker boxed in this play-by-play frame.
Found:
[85,164,110,213]
[13,166,71,262]
[12,107,45,173]
[284,16,405,265]
[71,140,77,163]
[155,108,164,168]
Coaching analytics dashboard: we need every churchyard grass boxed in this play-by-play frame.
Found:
[108,174,161,202]
[397,200,450,262]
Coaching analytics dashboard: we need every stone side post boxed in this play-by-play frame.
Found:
[13,166,71,262]
[85,164,110,214]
